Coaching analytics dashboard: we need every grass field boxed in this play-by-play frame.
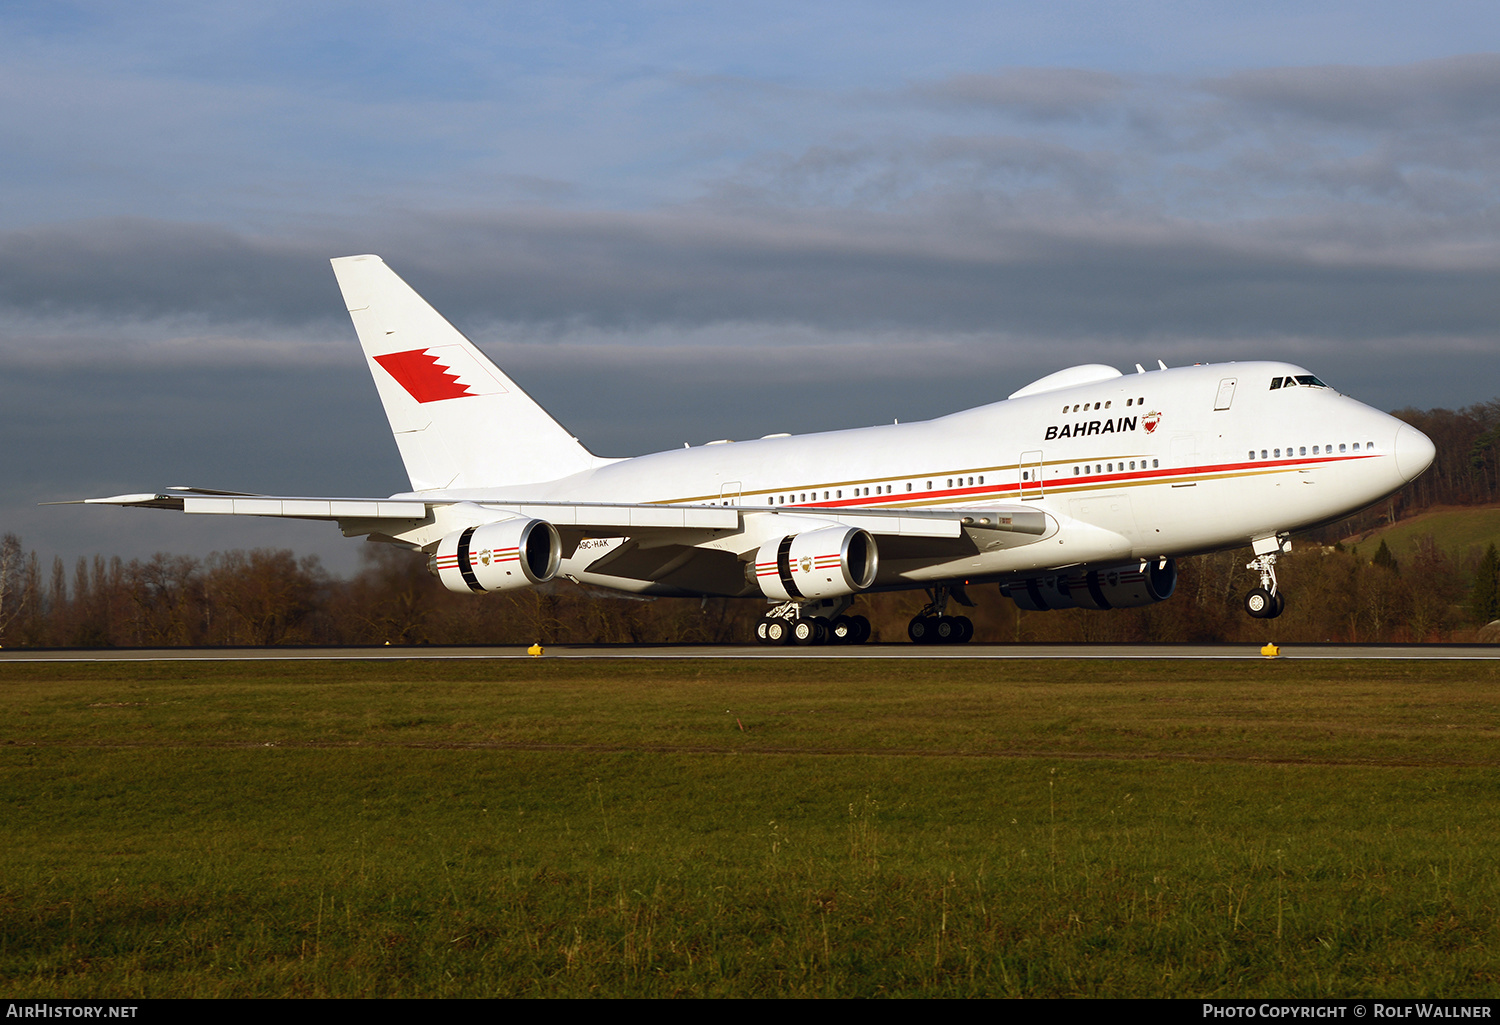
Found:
[1345,504,1500,566]
[3,658,1499,997]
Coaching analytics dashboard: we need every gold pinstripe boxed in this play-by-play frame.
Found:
[655,459,1333,509]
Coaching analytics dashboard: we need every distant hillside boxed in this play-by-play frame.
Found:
[1341,504,1500,572]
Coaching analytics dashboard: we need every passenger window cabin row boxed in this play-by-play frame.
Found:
[762,475,989,505]
[1071,459,1159,476]
[1248,442,1376,460]
[1061,396,1148,413]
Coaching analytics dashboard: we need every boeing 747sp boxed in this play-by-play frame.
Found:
[76,256,1437,644]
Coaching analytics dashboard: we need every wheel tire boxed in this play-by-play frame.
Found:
[850,615,871,644]
[766,619,791,644]
[935,616,958,643]
[1245,588,1274,618]
[794,618,826,645]
[830,616,854,644]
[954,616,974,643]
[1269,593,1286,619]
[908,616,933,644]
[755,618,772,643]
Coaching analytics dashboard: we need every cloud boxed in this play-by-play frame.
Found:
[911,68,1130,122]
[0,218,331,321]
[2,186,1498,378]
[1204,53,1500,129]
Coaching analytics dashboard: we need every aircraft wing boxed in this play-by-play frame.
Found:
[67,488,1047,542]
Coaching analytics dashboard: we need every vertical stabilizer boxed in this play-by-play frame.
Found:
[331,255,600,491]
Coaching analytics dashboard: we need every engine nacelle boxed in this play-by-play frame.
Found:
[433,518,561,593]
[751,526,878,600]
[1001,558,1176,611]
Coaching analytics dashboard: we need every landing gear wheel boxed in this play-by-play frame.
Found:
[755,618,773,643]
[793,618,827,645]
[765,618,792,644]
[954,615,974,643]
[935,616,960,643]
[908,615,937,644]
[830,616,855,644]
[1270,593,1286,619]
[849,615,871,644]
[1245,588,1276,619]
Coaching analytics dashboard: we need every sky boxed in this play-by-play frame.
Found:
[3,1,1499,576]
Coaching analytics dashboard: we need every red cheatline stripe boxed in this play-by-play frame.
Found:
[766,453,1377,510]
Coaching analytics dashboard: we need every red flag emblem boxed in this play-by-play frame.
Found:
[374,348,479,403]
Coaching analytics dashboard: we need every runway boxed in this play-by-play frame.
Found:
[4,643,1500,661]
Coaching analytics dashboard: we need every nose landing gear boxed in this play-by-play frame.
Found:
[1245,535,1289,619]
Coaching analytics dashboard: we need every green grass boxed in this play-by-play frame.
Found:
[1346,504,1500,565]
[3,660,1500,997]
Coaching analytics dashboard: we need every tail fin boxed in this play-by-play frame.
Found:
[331,255,600,492]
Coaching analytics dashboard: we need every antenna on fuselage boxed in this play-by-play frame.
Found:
[1135,363,1146,374]
[1157,360,1169,370]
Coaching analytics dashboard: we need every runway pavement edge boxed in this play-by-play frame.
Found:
[3,643,1500,661]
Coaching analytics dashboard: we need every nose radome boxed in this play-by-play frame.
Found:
[1394,425,1436,483]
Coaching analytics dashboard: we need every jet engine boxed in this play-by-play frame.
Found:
[1001,558,1176,611]
[432,518,561,593]
[751,526,878,600]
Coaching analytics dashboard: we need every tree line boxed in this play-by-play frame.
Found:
[0,534,1490,647]
[3,400,1499,648]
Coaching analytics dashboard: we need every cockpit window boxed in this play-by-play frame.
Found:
[1272,374,1330,390]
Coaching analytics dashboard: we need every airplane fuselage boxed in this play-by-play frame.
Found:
[409,361,1430,597]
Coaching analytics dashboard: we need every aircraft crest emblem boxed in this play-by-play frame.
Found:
[1143,411,1162,434]
[800,556,813,573]
[480,549,492,566]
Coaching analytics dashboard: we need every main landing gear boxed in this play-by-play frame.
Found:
[752,584,981,645]
[906,584,975,645]
[756,597,871,646]
[1244,535,1289,620]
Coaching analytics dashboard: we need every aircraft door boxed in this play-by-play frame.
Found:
[1214,378,1237,410]
[1019,451,1044,500]
[719,481,742,506]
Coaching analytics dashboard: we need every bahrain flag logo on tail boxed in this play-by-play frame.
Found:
[373,346,509,403]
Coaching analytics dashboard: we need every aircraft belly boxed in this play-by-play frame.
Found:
[563,542,752,598]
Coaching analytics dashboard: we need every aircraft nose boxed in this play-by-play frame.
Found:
[1394,424,1436,483]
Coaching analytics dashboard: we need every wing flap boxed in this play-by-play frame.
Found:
[182,497,428,519]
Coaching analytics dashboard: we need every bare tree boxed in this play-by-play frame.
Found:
[0,533,26,645]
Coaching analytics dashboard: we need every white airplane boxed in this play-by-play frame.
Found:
[77,255,1436,644]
